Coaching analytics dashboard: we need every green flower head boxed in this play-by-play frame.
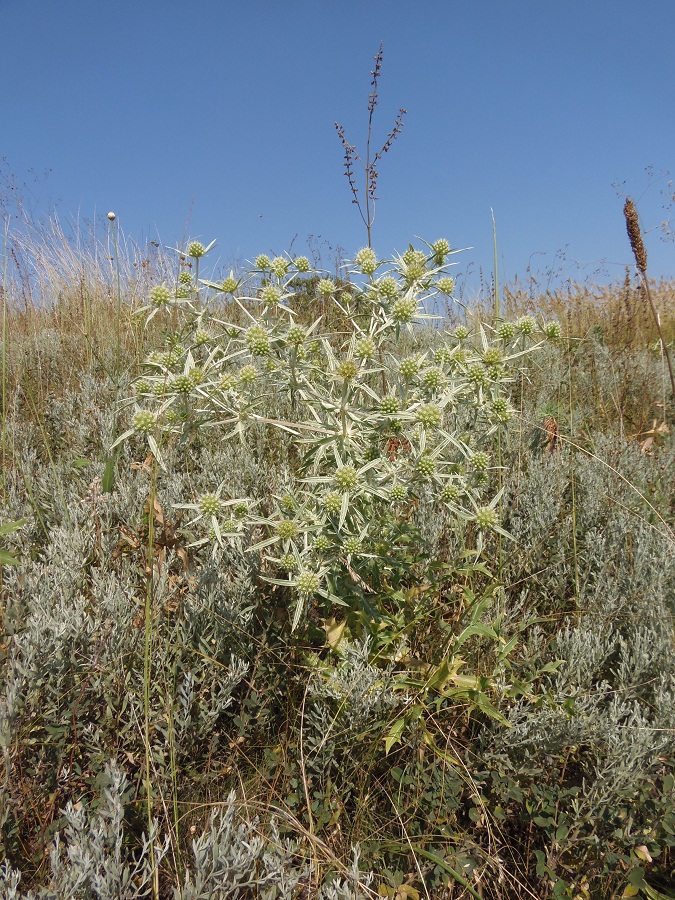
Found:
[271,256,290,278]
[392,296,417,323]
[355,246,378,274]
[334,465,359,492]
[132,410,156,435]
[437,276,455,295]
[317,278,336,297]
[343,536,362,556]
[276,519,300,540]
[399,357,420,379]
[261,285,282,305]
[255,254,271,270]
[431,238,451,264]
[497,321,516,340]
[150,285,171,307]
[416,403,442,428]
[296,569,321,596]
[188,241,206,258]
[356,337,376,359]
[336,359,358,380]
[322,491,343,514]
[221,275,238,293]
[294,256,311,272]
[474,506,499,530]
[198,493,221,516]
[246,325,270,356]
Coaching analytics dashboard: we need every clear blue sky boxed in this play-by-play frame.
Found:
[2,0,674,296]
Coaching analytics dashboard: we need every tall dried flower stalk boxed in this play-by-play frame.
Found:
[623,197,675,408]
[335,43,407,248]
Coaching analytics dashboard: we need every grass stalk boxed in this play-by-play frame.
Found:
[143,452,159,900]
[624,197,675,411]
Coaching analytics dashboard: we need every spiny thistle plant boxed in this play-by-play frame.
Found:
[335,42,407,248]
[113,238,554,642]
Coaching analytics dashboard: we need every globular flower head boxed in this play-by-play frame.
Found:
[483,347,503,367]
[134,379,150,396]
[188,241,206,258]
[276,519,300,540]
[220,373,238,391]
[356,337,376,358]
[518,315,536,335]
[317,278,336,297]
[286,325,305,346]
[431,238,451,264]
[454,326,470,341]
[238,364,257,384]
[474,506,499,530]
[467,364,489,386]
[172,374,193,394]
[392,296,417,323]
[195,329,210,346]
[490,397,513,421]
[544,321,562,340]
[363,444,380,462]
[416,455,436,478]
[198,493,221,516]
[434,273,454,294]
[343,536,362,556]
[434,347,452,365]
[221,275,238,293]
[233,502,249,519]
[334,465,359,492]
[150,285,171,307]
[416,403,442,428]
[313,534,330,553]
[441,482,460,503]
[402,248,427,268]
[294,256,311,273]
[399,357,420,379]
[380,395,399,415]
[471,451,490,471]
[175,284,191,299]
[280,494,296,513]
[261,285,282,305]
[322,491,343,514]
[189,366,205,386]
[296,569,321,596]
[422,367,446,391]
[355,246,378,274]
[152,381,166,397]
[271,256,290,278]
[133,410,156,435]
[221,519,240,534]
[179,271,193,285]
[279,553,298,572]
[246,325,270,356]
[255,254,271,270]
[390,483,407,502]
[336,359,358,380]
[497,321,516,340]
[378,276,398,299]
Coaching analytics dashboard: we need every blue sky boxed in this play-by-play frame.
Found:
[2,0,674,297]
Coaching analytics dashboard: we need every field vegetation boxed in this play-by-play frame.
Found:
[0,51,674,900]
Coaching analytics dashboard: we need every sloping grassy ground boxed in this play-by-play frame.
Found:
[0,223,674,899]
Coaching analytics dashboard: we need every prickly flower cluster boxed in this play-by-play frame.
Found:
[116,239,540,629]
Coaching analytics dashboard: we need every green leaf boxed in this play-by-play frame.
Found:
[0,549,20,565]
[384,716,407,755]
[0,518,28,536]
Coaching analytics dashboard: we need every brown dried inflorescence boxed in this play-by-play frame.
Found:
[624,197,648,274]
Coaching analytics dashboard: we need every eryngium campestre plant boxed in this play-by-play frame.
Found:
[115,240,539,630]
